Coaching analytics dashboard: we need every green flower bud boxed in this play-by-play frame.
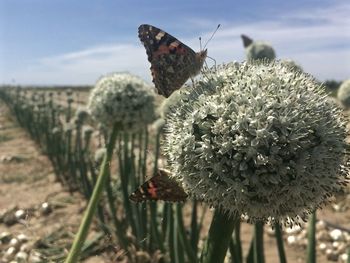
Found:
[74,107,90,124]
[67,96,74,104]
[83,125,94,137]
[66,89,73,96]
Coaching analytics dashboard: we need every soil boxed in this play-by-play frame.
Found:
[0,102,107,262]
[0,99,348,263]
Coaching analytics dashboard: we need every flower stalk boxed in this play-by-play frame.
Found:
[306,212,317,263]
[65,123,118,263]
[200,209,236,263]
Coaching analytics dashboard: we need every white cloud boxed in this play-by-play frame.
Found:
[188,1,350,80]
[6,44,151,85]
[4,1,350,85]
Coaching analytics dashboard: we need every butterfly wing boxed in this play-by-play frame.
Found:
[138,24,204,97]
[129,168,188,202]
[150,53,197,97]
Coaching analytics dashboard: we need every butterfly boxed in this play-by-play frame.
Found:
[138,24,207,98]
[129,168,188,202]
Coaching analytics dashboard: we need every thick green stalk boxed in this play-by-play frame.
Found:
[66,99,72,122]
[254,221,265,263]
[153,128,161,174]
[229,219,242,263]
[137,131,143,184]
[174,216,184,263]
[176,204,197,262]
[118,133,138,239]
[150,202,164,251]
[198,205,208,237]
[306,212,316,263]
[247,237,254,263]
[200,209,236,263]
[64,124,118,263]
[162,203,170,241]
[105,171,128,249]
[190,200,199,255]
[274,223,286,263]
[87,159,108,232]
[140,128,148,242]
[166,204,176,263]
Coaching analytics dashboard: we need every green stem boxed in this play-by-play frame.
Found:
[176,204,197,263]
[274,223,286,263]
[229,219,242,263]
[119,133,138,242]
[190,200,198,255]
[167,204,176,263]
[200,209,236,263]
[254,221,265,263]
[149,202,164,251]
[247,237,254,263]
[64,124,118,263]
[306,212,316,263]
[105,171,128,249]
[174,216,184,263]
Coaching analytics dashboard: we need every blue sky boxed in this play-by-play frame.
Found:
[0,0,349,85]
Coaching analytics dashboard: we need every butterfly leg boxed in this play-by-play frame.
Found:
[190,77,196,89]
[206,55,217,70]
[200,63,211,81]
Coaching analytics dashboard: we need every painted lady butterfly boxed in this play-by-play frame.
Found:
[138,24,207,98]
[131,24,219,202]
[129,168,188,202]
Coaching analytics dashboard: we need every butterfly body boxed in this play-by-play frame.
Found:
[138,24,207,97]
[129,168,188,202]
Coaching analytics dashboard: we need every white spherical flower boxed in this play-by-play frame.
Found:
[164,61,349,225]
[246,41,276,62]
[88,73,156,131]
[337,79,350,108]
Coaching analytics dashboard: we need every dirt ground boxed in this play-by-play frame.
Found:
[0,100,349,262]
[0,102,107,262]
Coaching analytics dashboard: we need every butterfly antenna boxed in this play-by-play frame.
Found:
[203,24,220,50]
[199,37,202,51]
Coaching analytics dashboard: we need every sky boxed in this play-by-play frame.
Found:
[0,0,349,85]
